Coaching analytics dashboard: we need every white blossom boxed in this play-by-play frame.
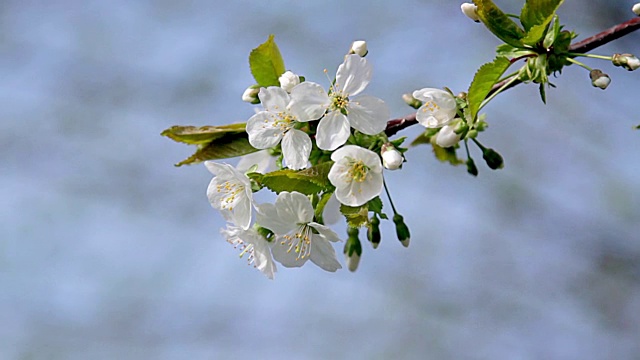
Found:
[257,192,342,272]
[632,3,640,16]
[221,225,277,279]
[435,123,462,148]
[380,143,403,170]
[278,71,300,92]
[246,87,311,170]
[236,150,274,173]
[350,40,368,57]
[242,85,260,103]
[461,3,480,22]
[412,88,458,128]
[205,162,254,230]
[328,145,384,207]
[288,54,390,150]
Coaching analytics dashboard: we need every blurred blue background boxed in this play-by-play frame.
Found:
[2,1,640,358]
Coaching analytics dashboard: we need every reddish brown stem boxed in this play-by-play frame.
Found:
[384,17,640,137]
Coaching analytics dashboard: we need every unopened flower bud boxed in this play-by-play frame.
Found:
[349,40,368,57]
[466,158,479,176]
[482,147,504,170]
[344,227,362,272]
[612,53,640,71]
[402,93,423,109]
[242,85,261,104]
[381,143,404,170]
[278,71,300,92]
[393,214,410,248]
[435,124,462,148]
[367,215,381,249]
[590,69,611,89]
[461,3,480,22]
[632,3,640,16]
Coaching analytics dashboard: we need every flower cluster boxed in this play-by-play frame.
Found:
[202,40,415,278]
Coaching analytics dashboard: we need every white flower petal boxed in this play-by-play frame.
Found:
[316,111,351,150]
[246,112,285,149]
[271,239,308,268]
[236,150,274,173]
[204,161,235,177]
[435,124,462,148]
[346,95,389,135]
[288,82,330,121]
[281,129,311,170]
[334,170,383,207]
[258,86,290,113]
[309,222,341,243]
[276,191,314,224]
[336,54,372,96]
[322,193,341,225]
[230,195,252,230]
[309,234,342,272]
[222,226,277,279]
[256,203,294,234]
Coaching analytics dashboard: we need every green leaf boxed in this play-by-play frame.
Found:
[432,143,464,166]
[410,129,439,147]
[161,123,247,145]
[467,57,511,120]
[520,0,564,32]
[340,204,369,228]
[474,0,525,48]
[249,34,286,87]
[496,44,535,59]
[256,161,334,195]
[366,197,388,220]
[522,23,549,46]
[174,132,258,167]
[162,123,259,166]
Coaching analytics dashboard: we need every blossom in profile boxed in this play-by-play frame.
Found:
[205,161,254,230]
[412,88,458,128]
[221,225,277,279]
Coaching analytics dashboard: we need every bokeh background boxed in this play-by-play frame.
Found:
[2,0,640,358]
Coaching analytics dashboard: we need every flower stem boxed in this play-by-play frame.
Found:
[565,57,593,71]
[567,53,612,61]
[382,177,398,215]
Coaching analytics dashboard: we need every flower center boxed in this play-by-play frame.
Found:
[215,180,245,211]
[331,93,349,113]
[421,100,441,114]
[347,158,369,183]
[263,109,296,135]
[281,224,312,260]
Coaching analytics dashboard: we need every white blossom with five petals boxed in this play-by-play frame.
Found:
[246,87,311,170]
[205,161,254,230]
[221,224,277,279]
[256,191,342,272]
[287,54,390,151]
[412,88,458,128]
[328,145,384,207]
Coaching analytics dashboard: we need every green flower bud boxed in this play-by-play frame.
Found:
[466,157,479,176]
[393,214,411,248]
[482,147,504,169]
[367,215,381,249]
[344,227,362,272]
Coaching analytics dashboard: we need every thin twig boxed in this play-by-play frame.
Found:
[384,17,640,137]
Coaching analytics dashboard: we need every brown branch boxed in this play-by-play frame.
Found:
[384,17,640,137]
